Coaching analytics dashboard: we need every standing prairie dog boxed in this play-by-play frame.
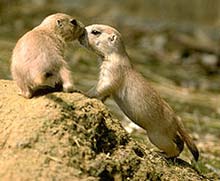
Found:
[11,13,84,98]
[79,24,199,161]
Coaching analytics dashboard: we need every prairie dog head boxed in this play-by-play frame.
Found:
[39,13,84,41]
[79,24,126,57]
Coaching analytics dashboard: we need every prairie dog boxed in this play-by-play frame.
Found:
[11,13,84,98]
[79,24,199,161]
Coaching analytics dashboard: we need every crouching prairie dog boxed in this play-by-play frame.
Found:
[79,24,199,161]
[11,13,84,98]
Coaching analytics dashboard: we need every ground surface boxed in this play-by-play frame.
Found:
[0,80,207,181]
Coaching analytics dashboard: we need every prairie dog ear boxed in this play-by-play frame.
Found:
[108,34,117,42]
[56,19,63,28]
[70,19,77,26]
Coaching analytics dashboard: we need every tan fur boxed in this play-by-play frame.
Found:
[11,13,84,98]
[79,24,199,161]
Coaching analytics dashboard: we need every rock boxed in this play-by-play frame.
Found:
[0,80,205,180]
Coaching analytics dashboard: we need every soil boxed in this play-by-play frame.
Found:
[0,80,206,181]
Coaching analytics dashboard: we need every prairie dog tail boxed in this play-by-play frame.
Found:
[175,117,199,161]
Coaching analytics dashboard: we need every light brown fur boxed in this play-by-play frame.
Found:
[79,24,199,161]
[11,13,84,98]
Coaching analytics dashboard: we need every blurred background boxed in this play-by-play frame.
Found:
[0,0,220,179]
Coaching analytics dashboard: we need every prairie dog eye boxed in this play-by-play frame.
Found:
[91,30,101,36]
[70,19,77,26]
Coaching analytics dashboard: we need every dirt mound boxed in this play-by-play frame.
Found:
[0,80,205,180]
